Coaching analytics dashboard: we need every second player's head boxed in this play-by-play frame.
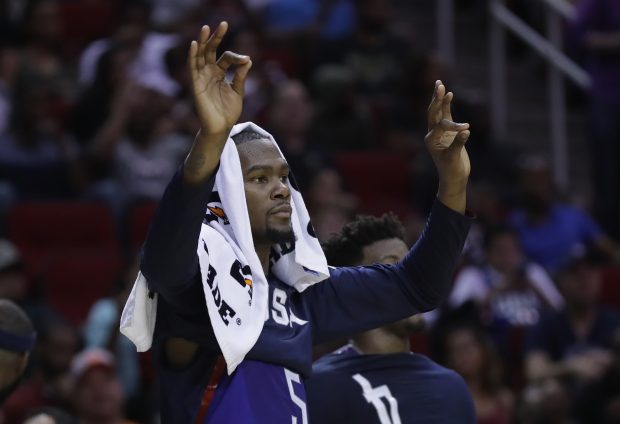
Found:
[233,130,295,245]
[323,213,407,267]
[323,214,424,336]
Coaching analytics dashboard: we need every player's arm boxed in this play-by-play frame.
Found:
[306,198,471,344]
[141,22,251,302]
[305,82,472,343]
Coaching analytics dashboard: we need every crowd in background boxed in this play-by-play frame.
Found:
[0,0,619,423]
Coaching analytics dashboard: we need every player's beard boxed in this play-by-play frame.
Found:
[266,225,296,244]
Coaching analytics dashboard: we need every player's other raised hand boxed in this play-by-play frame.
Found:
[424,80,471,186]
[188,22,252,138]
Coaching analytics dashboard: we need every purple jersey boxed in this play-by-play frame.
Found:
[205,360,306,423]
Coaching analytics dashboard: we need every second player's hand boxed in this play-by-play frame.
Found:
[188,22,252,138]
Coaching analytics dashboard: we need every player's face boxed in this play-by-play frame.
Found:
[237,139,295,244]
[361,238,409,266]
[361,238,423,333]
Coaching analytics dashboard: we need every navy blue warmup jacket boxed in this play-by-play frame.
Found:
[307,345,476,423]
[141,167,472,423]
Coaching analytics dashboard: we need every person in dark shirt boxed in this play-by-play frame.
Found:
[525,254,620,387]
[306,213,476,423]
[140,22,473,423]
[0,299,36,405]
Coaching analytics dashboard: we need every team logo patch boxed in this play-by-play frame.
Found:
[205,192,230,225]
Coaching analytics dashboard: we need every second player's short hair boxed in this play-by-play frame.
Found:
[322,213,405,266]
[232,130,267,145]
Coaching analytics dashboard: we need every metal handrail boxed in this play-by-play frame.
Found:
[491,1,591,89]
[488,0,591,189]
[542,0,577,20]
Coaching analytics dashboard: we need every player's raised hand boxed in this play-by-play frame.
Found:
[424,80,471,186]
[188,22,252,137]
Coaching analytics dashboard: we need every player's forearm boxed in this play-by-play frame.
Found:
[437,179,467,215]
[399,199,472,310]
[142,167,215,294]
[183,129,229,185]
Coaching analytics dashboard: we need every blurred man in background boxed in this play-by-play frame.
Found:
[0,299,36,405]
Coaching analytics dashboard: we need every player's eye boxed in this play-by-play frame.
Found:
[251,176,268,183]
[279,175,289,184]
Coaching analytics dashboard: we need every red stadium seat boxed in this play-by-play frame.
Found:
[128,201,157,251]
[8,201,119,251]
[42,251,122,326]
[7,202,119,278]
[334,152,415,218]
[59,0,117,48]
[601,266,620,308]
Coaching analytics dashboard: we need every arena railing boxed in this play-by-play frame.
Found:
[489,0,591,189]
[437,0,591,189]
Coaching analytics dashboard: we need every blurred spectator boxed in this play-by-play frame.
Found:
[78,2,148,87]
[0,77,86,200]
[450,226,563,328]
[386,52,443,153]
[0,46,19,134]
[508,156,620,274]
[83,257,140,400]
[78,2,179,98]
[0,240,55,329]
[0,299,36,405]
[575,331,620,423]
[256,0,356,40]
[569,0,620,239]
[267,79,327,189]
[88,85,191,207]
[70,349,136,424]
[162,43,202,137]
[310,64,374,151]
[524,254,620,389]
[519,378,572,424]
[222,27,287,123]
[439,324,515,424]
[2,319,80,424]
[316,0,412,120]
[0,240,29,304]
[148,0,202,31]
[15,0,75,103]
[305,167,358,241]
[71,45,134,148]
[23,407,77,424]
[462,182,507,265]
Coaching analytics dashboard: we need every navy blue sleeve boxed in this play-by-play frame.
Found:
[304,200,472,344]
[140,166,216,314]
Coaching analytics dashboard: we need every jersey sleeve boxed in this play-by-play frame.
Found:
[304,200,472,344]
[140,165,217,314]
